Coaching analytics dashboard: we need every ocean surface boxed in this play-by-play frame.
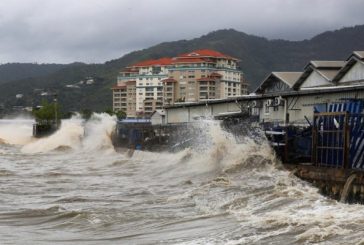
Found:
[1,114,364,244]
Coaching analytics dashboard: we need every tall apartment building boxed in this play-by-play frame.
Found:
[167,49,243,104]
[112,49,247,117]
[112,81,136,117]
[112,58,172,117]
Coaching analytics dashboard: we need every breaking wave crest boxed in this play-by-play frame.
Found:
[0,113,116,153]
[125,120,364,244]
[21,113,116,154]
[2,117,364,244]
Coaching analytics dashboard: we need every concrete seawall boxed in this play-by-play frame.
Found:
[284,164,364,203]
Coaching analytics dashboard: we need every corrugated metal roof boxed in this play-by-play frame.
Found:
[255,71,302,93]
[310,60,346,68]
[332,52,364,83]
[272,72,303,87]
[294,61,345,89]
[354,51,364,59]
[316,69,340,80]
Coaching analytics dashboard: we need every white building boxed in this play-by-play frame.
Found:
[150,109,166,125]
[113,58,172,116]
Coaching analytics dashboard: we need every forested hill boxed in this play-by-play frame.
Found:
[1,24,364,112]
[0,63,66,85]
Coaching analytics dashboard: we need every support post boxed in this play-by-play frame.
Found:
[312,114,318,166]
[343,112,350,169]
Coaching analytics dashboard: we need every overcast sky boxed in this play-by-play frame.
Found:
[0,0,363,64]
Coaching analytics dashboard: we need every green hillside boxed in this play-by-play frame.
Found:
[0,63,66,85]
[1,25,364,112]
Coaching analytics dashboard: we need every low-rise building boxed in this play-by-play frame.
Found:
[293,61,346,89]
[163,50,364,127]
[150,109,166,125]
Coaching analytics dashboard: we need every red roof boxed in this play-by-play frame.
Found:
[161,78,177,83]
[121,67,139,73]
[178,49,236,60]
[131,57,173,67]
[172,57,213,64]
[112,85,126,89]
[126,80,136,85]
[209,72,222,77]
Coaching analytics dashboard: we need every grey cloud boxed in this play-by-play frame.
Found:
[0,0,363,63]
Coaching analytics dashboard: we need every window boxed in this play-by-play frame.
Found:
[152,66,161,74]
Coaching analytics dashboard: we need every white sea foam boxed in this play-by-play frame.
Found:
[2,116,364,244]
[20,113,116,154]
[0,118,34,145]
[81,113,116,152]
[21,117,85,153]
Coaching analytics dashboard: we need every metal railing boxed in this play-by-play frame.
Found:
[312,112,350,168]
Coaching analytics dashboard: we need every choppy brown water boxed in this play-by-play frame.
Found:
[1,115,364,244]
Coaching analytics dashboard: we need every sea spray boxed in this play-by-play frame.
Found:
[81,113,116,152]
[20,113,116,154]
[175,119,275,173]
[2,118,364,244]
[21,117,84,153]
[0,119,34,145]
